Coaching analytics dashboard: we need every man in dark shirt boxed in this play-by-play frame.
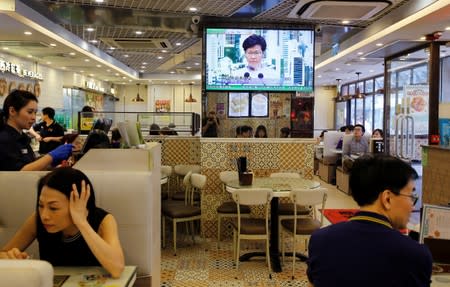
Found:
[202,111,220,137]
[307,154,432,287]
[29,107,64,154]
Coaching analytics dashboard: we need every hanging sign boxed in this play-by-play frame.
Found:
[0,60,43,80]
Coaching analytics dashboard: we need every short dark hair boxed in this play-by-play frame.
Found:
[349,154,418,206]
[1,90,38,128]
[354,124,365,133]
[242,34,267,52]
[346,125,355,131]
[280,127,290,137]
[255,125,268,138]
[42,107,55,119]
[339,126,347,132]
[373,128,384,138]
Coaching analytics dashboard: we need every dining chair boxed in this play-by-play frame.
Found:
[230,187,273,273]
[172,164,201,203]
[162,173,206,255]
[281,187,328,279]
[269,172,313,247]
[161,165,173,200]
[216,171,251,242]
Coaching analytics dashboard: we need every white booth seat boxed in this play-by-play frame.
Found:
[0,259,53,287]
[0,171,48,258]
[74,146,161,287]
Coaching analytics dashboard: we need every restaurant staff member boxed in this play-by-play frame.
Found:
[0,90,72,171]
[29,107,65,154]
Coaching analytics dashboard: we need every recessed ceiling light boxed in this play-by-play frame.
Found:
[2,47,9,50]
[50,43,57,47]
[95,0,104,3]
[175,42,181,46]
[342,20,350,24]
[80,70,84,73]
[357,52,364,55]
[191,81,195,84]
[27,55,32,58]
[157,56,163,59]
[141,66,146,69]
[129,80,132,82]
[189,7,198,12]
[135,31,143,35]
[89,74,94,77]
[187,66,191,69]
[124,54,129,58]
[170,71,175,74]
[107,69,111,72]
[360,57,366,60]
[446,27,450,31]
[346,63,351,66]
[84,59,90,62]
[46,61,51,65]
[161,50,167,53]
[335,67,340,71]
[115,73,119,76]
[420,36,426,40]
[376,43,383,46]
[369,70,374,73]
[164,81,168,84]
[86,27,95,32]
[89,40,98,44]
[122,76,126,79]
[194,62,200,66]
[318,75,322,78]
[108,47,116,50]
[142,62,148,65]
[69,52,76,56]
[61,67,66,70]
[24,31,32,35]
[96,64,101,68]
[140,70,145,73]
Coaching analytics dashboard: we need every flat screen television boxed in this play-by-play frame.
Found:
[205,27,314,92]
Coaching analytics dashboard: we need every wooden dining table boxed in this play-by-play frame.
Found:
[226,177,321,272]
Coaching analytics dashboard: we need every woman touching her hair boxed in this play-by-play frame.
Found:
[0,167,125,278]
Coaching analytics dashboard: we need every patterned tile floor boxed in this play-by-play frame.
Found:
[161,238,310,287]
[160,176,357,287]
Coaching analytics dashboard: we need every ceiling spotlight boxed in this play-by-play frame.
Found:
[446,27,450,31]
[50,43,57,47]
[142,62,148,65]
[161,50,167,53]
[84,59,90,62]
[46,61,51,65]
[86,27,95,32]
[27,55,32,58]
[175,42,182,46]
[69,52,76,56]
[194,62,200,66]
[157,56,163,59]
[89,40,98,43]
[189,7,198,12]
[360,57,366,60]
[342,20,350,24]
[95,0,104,2]
[170,71,175,74]
[357,52,364,55]
[376,43,383,46]
[420,36,426,40]
[24,31,32,35]
[108,47,116,50]
[135,31,143,35]
[2,47,9,50]
[96,64,101,68]
[124,54,129,58]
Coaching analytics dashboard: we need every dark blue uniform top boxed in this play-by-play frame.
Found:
[32,120,64,154]
[307,211,432,287]
[0,125,36,171]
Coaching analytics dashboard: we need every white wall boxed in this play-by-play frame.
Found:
[313,85,336,136]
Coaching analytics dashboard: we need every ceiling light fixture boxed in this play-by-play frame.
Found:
[2,47,9,50]
[50,43,57,47]
[135,31,143,35]
[189,7,198,12]
[86,27,95,32]
[376,43,383,46]
[342,20,350,24]
[132,83,144,102]
[446,27,450,31]
[24,31,32,35]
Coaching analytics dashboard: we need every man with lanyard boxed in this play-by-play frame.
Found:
[307,154,432,287]
[29,107,64,154]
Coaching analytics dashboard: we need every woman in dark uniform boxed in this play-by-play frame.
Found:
[0,90,72,171]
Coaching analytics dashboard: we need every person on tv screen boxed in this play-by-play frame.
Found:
[232,34,279,85]
[0,167,125,278]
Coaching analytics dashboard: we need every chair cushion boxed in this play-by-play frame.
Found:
[172,191,200,201]
[281,218,321,235]
[217,201,251,214]
[162,205,201,218]
[231,218,268,235]
[278,203,312,216]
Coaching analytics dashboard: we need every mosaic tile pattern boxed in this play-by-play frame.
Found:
[147,137,201,166]
[161,238,310,287]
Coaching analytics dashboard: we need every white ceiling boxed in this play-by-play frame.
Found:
[0,0,449,86]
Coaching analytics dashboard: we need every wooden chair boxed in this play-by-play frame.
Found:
[162,173,206,255]
[230,187,273,273]
[216,171,251,242]
[281,188,327,279]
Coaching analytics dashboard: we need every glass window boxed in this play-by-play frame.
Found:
[350,99,356,125]
[398,70,411,88]
[341,85,348,97]
[364,95,373,132]
[357,81,364,94]
[365,79,374,93]
[374,93,384,132]
[375,76,384,92]
[442,55,450,103]
[355,98,364,125]
[335,101,347,129]
[389,92,397,134]
[390,73,396,88]
[349,84,355,96]
[413,64,428,84]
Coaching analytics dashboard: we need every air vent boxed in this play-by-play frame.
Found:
[288,0,391,20]
[100,38,172,50]
[0,40,50,48]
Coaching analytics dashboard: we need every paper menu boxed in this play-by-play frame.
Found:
[421,204,450,241]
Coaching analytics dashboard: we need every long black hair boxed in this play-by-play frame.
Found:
[0,90,38,129]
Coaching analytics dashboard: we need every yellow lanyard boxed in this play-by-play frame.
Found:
[349,215,393,229]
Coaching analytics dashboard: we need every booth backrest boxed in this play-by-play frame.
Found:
[322,131,344,164]
[0,171,48,256]
[0,259,53,287]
